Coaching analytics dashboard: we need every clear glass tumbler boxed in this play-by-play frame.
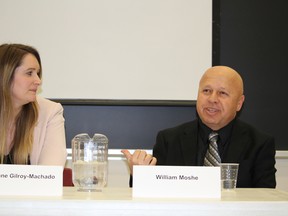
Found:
[220,163,239,190]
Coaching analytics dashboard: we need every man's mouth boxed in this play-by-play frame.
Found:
[205,107,219,114]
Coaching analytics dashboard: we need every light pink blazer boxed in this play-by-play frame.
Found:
[30,96,67,166]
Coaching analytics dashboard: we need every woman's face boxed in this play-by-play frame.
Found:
[11,53,41,109]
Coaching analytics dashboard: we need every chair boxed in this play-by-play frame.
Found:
[63,167,74,186]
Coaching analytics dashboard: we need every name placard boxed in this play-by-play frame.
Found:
[0,165,63,196]
[133,166,220,198]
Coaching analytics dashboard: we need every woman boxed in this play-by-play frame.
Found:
[0,43,67,165]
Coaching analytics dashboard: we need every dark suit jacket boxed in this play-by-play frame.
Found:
[153,119,276,188]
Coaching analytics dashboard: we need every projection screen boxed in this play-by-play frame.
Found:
[0,0,212,101]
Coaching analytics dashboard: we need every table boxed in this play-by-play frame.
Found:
[0,187,288,216]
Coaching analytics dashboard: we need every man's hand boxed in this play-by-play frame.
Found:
[121,149,157,175]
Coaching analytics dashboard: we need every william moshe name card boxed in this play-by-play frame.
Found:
[133,165,221,198]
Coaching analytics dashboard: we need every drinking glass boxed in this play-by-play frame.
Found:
[220,163,239,190]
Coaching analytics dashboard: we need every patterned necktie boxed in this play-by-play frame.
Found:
[204,132,221,166]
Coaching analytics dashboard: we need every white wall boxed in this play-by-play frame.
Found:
[66,150,288,191]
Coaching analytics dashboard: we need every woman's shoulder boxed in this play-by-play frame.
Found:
[36,96,63,114]
[37,96,61,105]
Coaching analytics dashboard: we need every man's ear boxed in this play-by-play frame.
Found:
[236,95,245,111]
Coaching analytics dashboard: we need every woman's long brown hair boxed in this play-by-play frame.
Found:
[0,44,42,164]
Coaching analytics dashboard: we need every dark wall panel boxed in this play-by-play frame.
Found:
[219,0,288,150]
[63,105,196,149]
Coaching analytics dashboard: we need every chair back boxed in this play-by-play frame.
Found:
[63,167,74,186]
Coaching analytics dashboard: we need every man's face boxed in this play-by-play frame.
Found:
[196,67,245,131]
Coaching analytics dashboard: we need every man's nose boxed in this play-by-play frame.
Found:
[208,92,218,103]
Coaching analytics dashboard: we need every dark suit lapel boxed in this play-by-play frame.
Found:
[224,120,250,162]
[180,121,199,165]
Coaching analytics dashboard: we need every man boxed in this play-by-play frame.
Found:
[122,65,276,188]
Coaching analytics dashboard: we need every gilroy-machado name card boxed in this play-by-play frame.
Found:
[0,165,63,196]
[133,165,221,198]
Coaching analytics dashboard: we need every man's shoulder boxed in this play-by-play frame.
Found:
[234,119,274,139]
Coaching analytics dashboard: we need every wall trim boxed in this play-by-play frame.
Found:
[67,149,288,160]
